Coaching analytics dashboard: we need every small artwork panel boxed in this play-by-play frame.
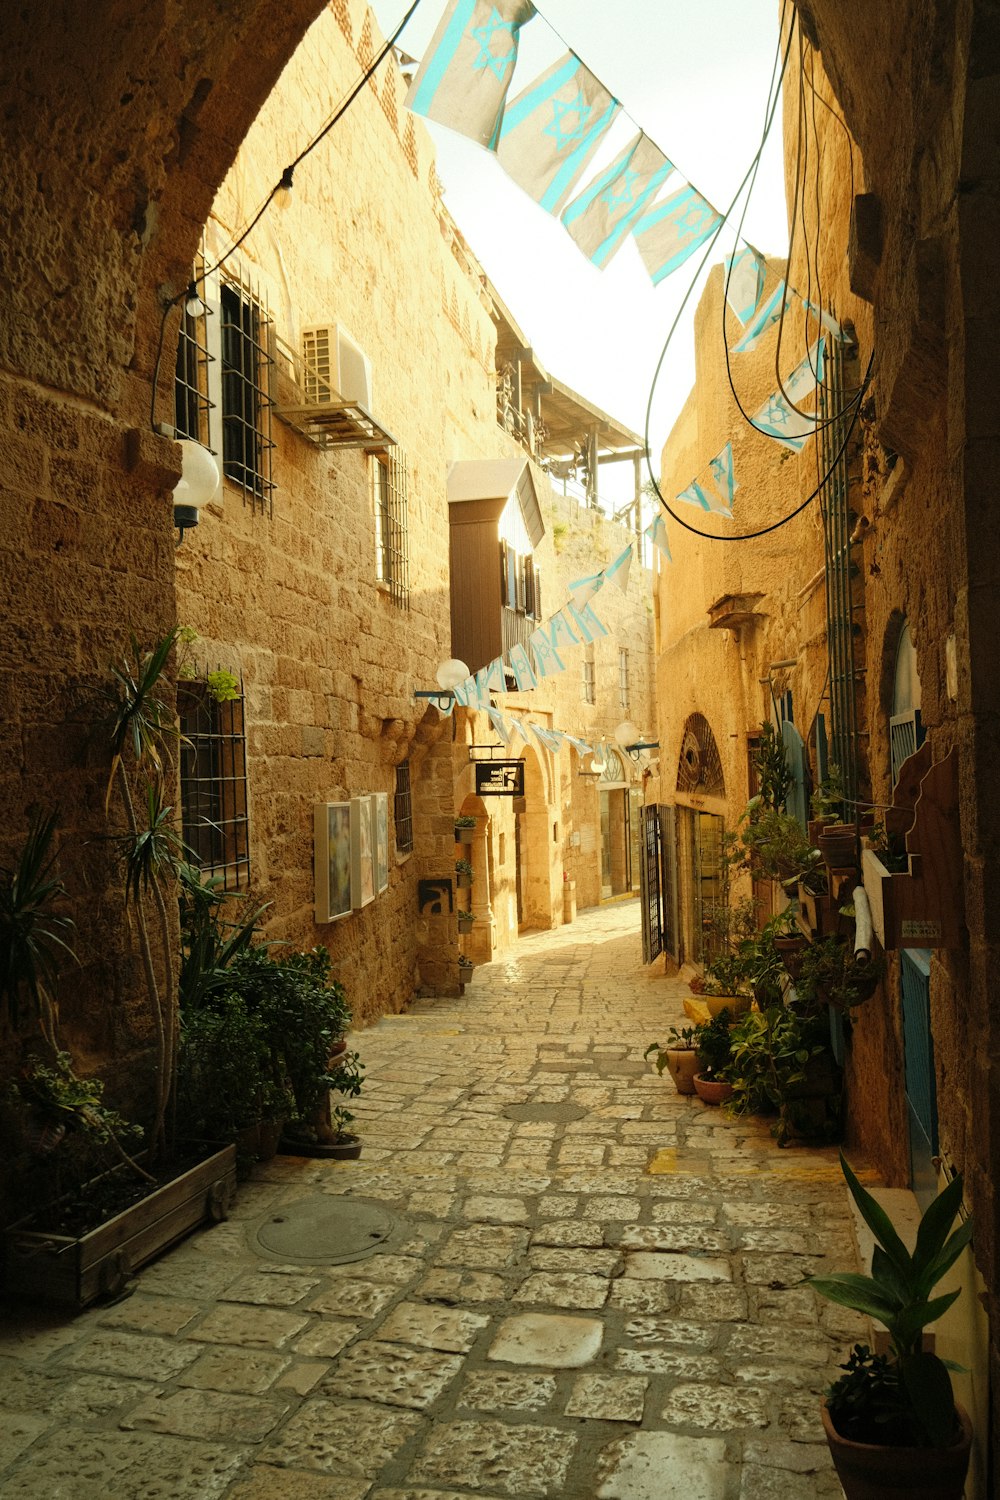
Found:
[351,794,376,909]
[314,803,352,923]
[374,791,389,895]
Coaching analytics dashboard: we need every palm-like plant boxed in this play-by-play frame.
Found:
[103,628,184,1157]
[0,811,77,1047]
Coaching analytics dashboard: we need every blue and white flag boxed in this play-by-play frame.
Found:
[527,625,566,677]
[752,339,825,452]
[561,132,673,270]
[507,715,531,745]
[566,595,609,642]
[644,512,672,561]
[487,706,517,744]
[675,479,729,514]
[564,734,596,757]
[708,442,738,511]
[406,0,536,150]
[497,53,620,216]
[567,569,605,611]
[604,543,633,593]
[632,181,722,285]
[801,298,847,342]
[733,278,795,352]
[725,247,766,326]
[531,723,564,753]
[507,643,537,692]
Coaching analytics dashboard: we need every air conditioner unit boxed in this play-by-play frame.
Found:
[301,324,373,412]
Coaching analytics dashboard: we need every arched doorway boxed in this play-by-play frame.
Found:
[673,713,727,965]
[597,748,641,900]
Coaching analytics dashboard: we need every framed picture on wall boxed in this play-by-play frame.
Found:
[373,791,389,895]
[351,794,376,909]
[314,802,353,923]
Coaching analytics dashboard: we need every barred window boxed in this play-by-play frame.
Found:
[178,679,251,891]
[394,760,413,853]
[174,295,214,446]
[582,651,596,705]
[373,449,409,607]
[619,647,630,711]
[220,277,274,514]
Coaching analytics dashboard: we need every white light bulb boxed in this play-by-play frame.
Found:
[174,440,219,512]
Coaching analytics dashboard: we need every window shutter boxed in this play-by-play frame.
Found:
[534,566,542,622]
[524,554,535,617]
[499,540,509,605]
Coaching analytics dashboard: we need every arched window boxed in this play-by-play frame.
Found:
[676,714,725,798]
[890,620,924,785]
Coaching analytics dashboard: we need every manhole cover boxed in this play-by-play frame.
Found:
[251,1195,396,1265]
[503,1102,588,1123]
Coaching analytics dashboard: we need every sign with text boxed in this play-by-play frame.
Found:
[475,760,525,797]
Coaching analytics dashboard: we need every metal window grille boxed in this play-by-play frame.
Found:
[373,449,409,607]
[619,648,629,710]
[890,708,924,788]
[818,337,861,805]
[394,760,413,853]
[174,280,214,446]
[582,656,595,704]
[178,680,251,891]
[220,277,275,514]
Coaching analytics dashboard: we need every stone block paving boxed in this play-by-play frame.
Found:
[0,900,865,1498]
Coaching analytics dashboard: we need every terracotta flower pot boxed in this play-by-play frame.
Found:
[703,991,751,1019]
[693,1073,734,1105]
[819,823,857,870]
[821,1399,973,1500]
[662,1048,699,1095]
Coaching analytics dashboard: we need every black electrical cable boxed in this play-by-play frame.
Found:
[150,0,423,432]
[644,7,875,542]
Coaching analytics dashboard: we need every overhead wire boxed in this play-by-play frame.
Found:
[150,0,424,431]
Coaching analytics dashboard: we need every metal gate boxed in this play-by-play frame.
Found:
[639,805,663,964]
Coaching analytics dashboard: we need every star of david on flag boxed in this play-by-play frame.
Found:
[801,298,847,341]
[732,278,795,352]
[751,339,826,451]
[631,181,722,286]
[708,442,738,510]
[406,0,536,150]
[497,53,620,215]
[675,479,733,516]
[644,513,672,562]
[724,247,767,326]
[561,132,674,270]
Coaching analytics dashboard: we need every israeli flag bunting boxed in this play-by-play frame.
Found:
[487,706,517,744]
[724,247,767,326]
[604,543,633,593]
[708,442,738,511]
[531,723,564,753]
[732,279,795,352]
[507,643,537,692]
[751,339,826,452]
[561,132,674,269]
[567,570,605,612]
[644,513,672,561]
[564,734,596,757]
[497,53,621,216]
[675,479,730,515]
[406,0,536,150]
[801,298,847,341]
[632,181,722,286]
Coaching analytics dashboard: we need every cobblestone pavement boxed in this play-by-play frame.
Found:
[0,900,865,1498]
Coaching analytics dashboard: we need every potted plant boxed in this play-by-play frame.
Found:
[795,937,885,1012]
[645,1026,699,1095]
[692,1009,735,1104]
[809,1154,974,1498]
[809,762,845,841]
[753,720,793,810]
[458,954,476,985]
[454,814,477,844]
[726,804,825,892]
[457,908,475,934]
[455,858,474,890]
[697,897,756,1016]
[0,809,77,1051]
[726,1005,840,1144]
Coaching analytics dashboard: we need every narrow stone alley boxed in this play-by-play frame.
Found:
[0,901,864,1498]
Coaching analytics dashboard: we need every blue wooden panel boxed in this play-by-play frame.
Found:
[782,720,808,831]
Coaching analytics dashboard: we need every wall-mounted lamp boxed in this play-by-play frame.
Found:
[173,439,220,542]
[614,720,659,765]
[414,658,470,712]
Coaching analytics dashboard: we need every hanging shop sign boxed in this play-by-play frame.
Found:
[475,760,525,797]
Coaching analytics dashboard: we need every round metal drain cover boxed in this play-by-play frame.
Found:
[251,1195,396,1265]
[503,1102,587,1123]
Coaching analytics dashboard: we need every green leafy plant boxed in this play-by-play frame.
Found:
[455,858,473,879]
[178,862,269,1013]
[726,805,823,889]
[177,993,292,1145]
[811,763,845,821]
[8,1050,150,1184]
[753,721,793,810]
[867,820,908,873]
[725,1005,838,1143]
[455,814,477,829]
[810,1155,973,1448]
[0,811,77,1046]
[795,937,885,1012]
[695,1010,735,1078]
[205,670,240,703]
[701,897,758,996]
[645,1026,697,1075]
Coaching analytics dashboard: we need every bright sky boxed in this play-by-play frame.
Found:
[371,0,790,500]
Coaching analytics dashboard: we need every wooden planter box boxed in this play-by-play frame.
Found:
[861,746,962,950]
[2,1142,237,1310]
[457,914,474,934]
